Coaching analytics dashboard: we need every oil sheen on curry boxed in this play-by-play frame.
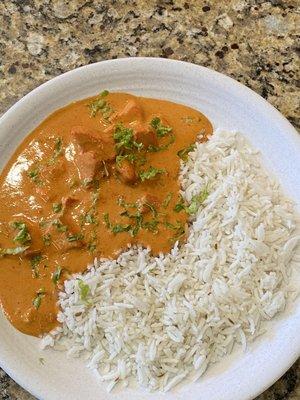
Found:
[0,92,212,336]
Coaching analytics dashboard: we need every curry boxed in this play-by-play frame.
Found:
[0,92,212,336]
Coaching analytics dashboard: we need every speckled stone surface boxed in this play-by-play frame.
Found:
[0,1,299,399]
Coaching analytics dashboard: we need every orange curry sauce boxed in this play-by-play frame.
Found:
[0,92,212,336]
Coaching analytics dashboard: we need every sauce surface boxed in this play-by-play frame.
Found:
[0,92,212,336]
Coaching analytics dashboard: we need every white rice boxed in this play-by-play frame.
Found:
[41,130,300,392]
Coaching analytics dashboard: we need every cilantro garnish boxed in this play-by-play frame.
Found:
[77,280,90,301]
[88,90,113,119]
[150,117,172,137]
[139,166,166,182]
[52,266,62,284]
[11,221,31,245]
[177,144,196,161]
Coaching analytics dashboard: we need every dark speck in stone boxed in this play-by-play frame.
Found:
[215,50,224,59]
[231,43,239,49]
[172,7,182,11]
[8,65,16,74]
[202,5,211,12]
[156,6,164,16]
[222,46,228,52]
[261,87,268,99]
[162,47,174,58]
[184,2,189,9]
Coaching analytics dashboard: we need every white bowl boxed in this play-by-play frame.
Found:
[0,58,299,400]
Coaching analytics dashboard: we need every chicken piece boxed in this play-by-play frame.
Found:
[73,151,100,183]
[138,194,160,214]
[116,159,137,184]
[71,126,115,161]
[113,99,144,124]
[37,160,67,202]
[131,122,158,148]
[43,222,84,252]
[61,196,78,214]
[23,248,42,258]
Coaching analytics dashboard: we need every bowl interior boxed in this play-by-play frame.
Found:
[0,58,299,400]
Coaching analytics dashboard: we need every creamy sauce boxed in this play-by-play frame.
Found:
[0,92,212,336]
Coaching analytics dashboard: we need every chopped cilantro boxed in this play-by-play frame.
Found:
[11,221,31,245]
[85,212,97,224]
[142,219,159,233]
[42,233,52,246]
[139,166,166,182]
[163,192,173,208]
[67,233,84,242]
[177,144,196,161]
[33,288,45,309]
[0,246,29,257]
[174,197,186,213]
[88,243,96,253]
[147,134,175,153]
[103,213,111,228]
[186,186,209,215]
[28,168,40,183]
[144,202,158,218]
[52,202,62,213]
[30,254,42,267]
[111,224,131,234]
[150,117,172,137]
[114,124,143,152]
[89,90,113,119]
[54,138,63,156]
[165,221,185,239]
[77,280,90,301]
[52,266,62,284]
[52,220,68,232]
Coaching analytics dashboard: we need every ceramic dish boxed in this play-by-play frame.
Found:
[0,57,299,400]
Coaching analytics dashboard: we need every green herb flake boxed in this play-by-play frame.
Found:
[52,266,62,284]
[85,213,97,225]
[147,134,175,153]
[42,233,52,246]
[150,117,172,138]
[139,166,166,182]
[33,288,45,310]
[77,279,90,301]
[111,224,131,234]
[52,220,68,233]
[186,186,209,215]
[103,213,111,229]
[39,357,45,365]
[67,233,84,242]
[142,219,159,233]
[165,221,185,239]
[28,168,40,183]
[88,90,112,119]
[0,246,29,257]
[52,202,62,213]
[30,254,42,277]
[144,202,157,218]
[11,221,32,245]
[88,243,96,253]
[177,144,196,161]
[173,196,186,213]
[114,124,143,152]
[163,192,173,208]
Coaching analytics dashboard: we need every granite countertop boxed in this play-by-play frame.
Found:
[0,0,299,399]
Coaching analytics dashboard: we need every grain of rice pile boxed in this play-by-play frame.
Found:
[41,130,299,392]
